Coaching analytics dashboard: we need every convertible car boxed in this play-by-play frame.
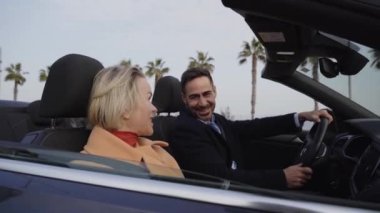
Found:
[0,0,379,212]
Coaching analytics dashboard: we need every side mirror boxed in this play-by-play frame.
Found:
[319,58,339,78]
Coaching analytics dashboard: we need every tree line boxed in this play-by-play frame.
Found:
[2,51,216,102]
[3,40,380,119]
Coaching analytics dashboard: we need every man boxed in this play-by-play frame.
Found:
[170,68,333,189]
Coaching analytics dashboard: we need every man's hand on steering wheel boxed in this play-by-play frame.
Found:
[296,109,333,165]
[284,109,334,189]
[298,109,334,124]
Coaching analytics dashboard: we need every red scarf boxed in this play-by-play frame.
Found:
[109,130,138,147]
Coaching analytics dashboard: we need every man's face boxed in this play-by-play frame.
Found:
[182,76,216,122]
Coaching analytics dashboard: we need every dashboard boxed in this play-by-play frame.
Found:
[328,119,380,201]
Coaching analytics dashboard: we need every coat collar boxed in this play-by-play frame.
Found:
[82,126,184,178]
[83,126,168,162]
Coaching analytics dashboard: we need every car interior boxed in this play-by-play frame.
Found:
[0,50,378,206]
[0,0,379,210]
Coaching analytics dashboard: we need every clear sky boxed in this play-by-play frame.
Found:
[1,0,378,118]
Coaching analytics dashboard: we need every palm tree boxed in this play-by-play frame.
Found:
[188,51,215,73]
[120,59,141,69]
[5,63,27,101]
[39,66,50,82]
[238,38,266,119]
[299,57,320,110]
[369,49,380,69]
[145,58,169,87]
[120,59,132,67]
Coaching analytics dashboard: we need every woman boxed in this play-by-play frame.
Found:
[82,65,183,178]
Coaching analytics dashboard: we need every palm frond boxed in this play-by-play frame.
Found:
[258,55,266,62]
[242,41,251,51]
[188,51,215,73]
[15,63,22,71]
[238,50,251,58]
[238,58,247,65]
[162,67,169,74]
[145,58,170,78]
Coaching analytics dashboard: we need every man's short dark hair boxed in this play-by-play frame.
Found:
[181,68,214,94]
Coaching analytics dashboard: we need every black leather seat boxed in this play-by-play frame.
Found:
[148,76,184,143]
[0,103,33,142]
[27,100,59,129]
[20,54,104,151]
[0,100,70,142]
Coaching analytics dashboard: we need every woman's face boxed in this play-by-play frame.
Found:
[123,77,157,136]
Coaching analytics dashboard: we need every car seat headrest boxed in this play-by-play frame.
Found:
[152,76,184,114]
[27,100,51,125]
[39,54,104,118]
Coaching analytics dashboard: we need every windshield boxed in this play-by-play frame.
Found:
[297,43,380,116]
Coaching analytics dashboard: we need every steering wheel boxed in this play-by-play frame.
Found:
[294,117,329,166]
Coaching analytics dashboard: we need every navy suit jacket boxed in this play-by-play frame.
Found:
[170,109,301,189]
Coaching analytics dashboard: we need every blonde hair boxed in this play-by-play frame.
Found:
[88,65,145,130]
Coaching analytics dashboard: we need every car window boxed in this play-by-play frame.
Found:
[322,43,380,116]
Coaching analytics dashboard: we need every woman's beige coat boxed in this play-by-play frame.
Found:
[82,126,184,178]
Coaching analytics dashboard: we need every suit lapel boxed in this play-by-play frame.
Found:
[214,115,240,168]
[181,110,235,167]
